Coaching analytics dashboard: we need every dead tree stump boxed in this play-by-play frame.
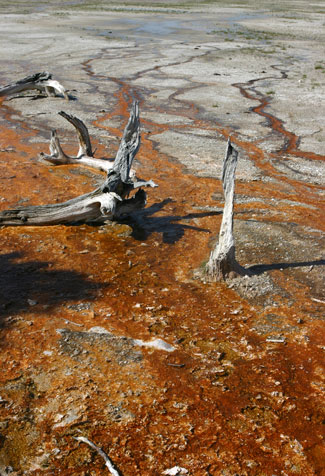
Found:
[206,139,250,280]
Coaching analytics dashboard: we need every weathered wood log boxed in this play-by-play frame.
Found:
[0,72,68,100]
[0,188,147,226]
[0,102,157,226]
[206,139,250,280]
[39,111,115,173]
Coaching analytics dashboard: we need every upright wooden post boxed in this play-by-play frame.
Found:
[206,140,249,280]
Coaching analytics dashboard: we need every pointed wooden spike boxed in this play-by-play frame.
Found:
[59,111,93,157]
[112,100,140,183]
[39,129,72,165]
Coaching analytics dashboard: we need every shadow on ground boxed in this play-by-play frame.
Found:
[248,259,325,275]
[125,199,221,243]
[0,252,103,322]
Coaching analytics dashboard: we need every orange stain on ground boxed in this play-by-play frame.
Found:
[0,73,324,475]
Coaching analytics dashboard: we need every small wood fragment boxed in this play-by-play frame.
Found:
[311,297,325,304]
[73,436,122,476]
[266,336,286,343]
[163,467,188,475]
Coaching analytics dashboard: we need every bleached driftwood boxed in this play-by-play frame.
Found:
[73,436,122,476]
[39,111,115,173]
[206,140,249,280]
[0,101,157,226]
[0,72,68,100]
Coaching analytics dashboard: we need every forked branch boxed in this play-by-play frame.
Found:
[39,111,114,172]
[206,140,250,280]
[39,107,141,175]
[0,72,68,100]
[0,102,157,226]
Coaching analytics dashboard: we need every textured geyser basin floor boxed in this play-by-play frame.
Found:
[0,1,324,474]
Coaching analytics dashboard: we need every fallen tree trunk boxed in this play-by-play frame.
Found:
[206,139,250,280]
[0,101,157,226]
[0,189,147,226]
[0,72,68,100]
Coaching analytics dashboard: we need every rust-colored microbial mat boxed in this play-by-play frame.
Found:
[0,5,325,475]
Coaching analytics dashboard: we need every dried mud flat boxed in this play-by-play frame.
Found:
[0,1,324,475]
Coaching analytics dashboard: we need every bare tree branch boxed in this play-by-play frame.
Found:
[112,100,140,183]
[73,436,122,476]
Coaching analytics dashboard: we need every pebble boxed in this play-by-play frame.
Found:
[163,467,188,475]
[88,326,110,334]
[133,338,176,352]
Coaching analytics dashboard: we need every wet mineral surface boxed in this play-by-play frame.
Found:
[0,1,324,475]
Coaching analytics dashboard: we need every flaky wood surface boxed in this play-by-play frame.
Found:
[0,189,109,225]
[206,140,248,280]
[0,102,153,225]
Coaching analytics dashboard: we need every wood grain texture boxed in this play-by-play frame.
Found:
[0,102,156,226]
[206,140,249,280]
